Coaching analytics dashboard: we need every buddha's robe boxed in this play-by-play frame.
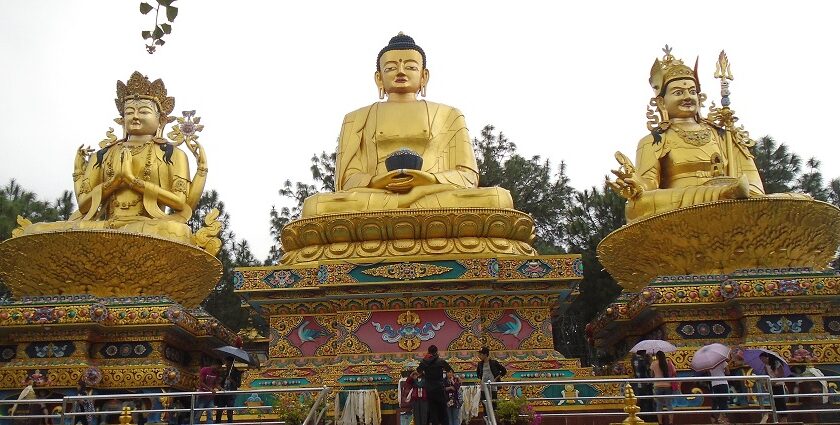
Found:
[301,101,512,217]
[626,123,765,222]
[23,140,193,243]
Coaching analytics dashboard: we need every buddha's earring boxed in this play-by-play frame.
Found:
[420,85,427,97]
[378,87,385,100]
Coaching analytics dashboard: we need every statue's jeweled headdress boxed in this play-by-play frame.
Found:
[115,71,175,123]
[649,45,700,96]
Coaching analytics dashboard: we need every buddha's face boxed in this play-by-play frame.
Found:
[123,98,161,136]
[661,79,699,119]
[376,49,429,95]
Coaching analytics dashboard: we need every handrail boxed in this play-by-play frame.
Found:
[481,374,781,425]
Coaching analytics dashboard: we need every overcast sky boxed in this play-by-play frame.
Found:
[2,1,838,260]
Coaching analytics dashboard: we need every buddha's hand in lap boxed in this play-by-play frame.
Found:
[370,169,437,193]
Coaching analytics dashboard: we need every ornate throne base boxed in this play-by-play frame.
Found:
[234,253,622,414]
[280,208,537,265]
[0,230,234,395]
[0,230,222,307]
[598,198,840,291]
[590,198,840,411]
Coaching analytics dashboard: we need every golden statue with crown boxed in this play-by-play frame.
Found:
[281,33,537,264]
[0,72,222,306]
[599,47,840,290]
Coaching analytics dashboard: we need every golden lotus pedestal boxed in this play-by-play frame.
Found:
[237,204,624,417]
[590,198,840,416]
[0,230,236,395]
[280,208,538,265]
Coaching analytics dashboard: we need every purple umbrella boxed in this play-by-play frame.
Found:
[742,348,791,377]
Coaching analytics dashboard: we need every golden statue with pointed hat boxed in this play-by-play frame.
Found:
[0,72,222,307]
[607,46,770,223]
[599,47,840,291]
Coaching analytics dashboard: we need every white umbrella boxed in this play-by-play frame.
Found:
[214,346,252,364]
[691,343,731,372]
[630,339,677,354]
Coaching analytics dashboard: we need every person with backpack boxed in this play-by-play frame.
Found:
[631,350,654,419]
[650,351,677,425]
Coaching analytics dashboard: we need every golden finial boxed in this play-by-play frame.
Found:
[714,50,733,81]
[616,383,650,425]
[119,406,134,425]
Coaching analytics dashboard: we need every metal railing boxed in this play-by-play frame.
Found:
[480,375,790,425]
[1,387,330,425]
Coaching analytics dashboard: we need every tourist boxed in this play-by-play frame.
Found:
[194,358,222,424]
[728,348,749,406]
[475,347,507,418]
[215,357,242,423]
[631,350,654,418]
[73,378,96,425]
[709,358,729,424]
[760,352,788,423]
[418,345,450,425]
[406,370,428,425]
[649,351,676,425]
[444,368,462,425]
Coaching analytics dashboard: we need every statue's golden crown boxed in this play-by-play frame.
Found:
[115,71,175,120]
[649,45,699,95]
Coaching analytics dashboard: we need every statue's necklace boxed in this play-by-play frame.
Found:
[671,127,712,147]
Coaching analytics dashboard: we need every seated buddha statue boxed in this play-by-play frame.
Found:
[608,46,776,223]
[21,72,208,245]
[300,33,513,218]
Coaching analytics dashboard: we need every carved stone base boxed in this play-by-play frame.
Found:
[0,230,222,307]
[598,198,840,291]
[280,208,537,265]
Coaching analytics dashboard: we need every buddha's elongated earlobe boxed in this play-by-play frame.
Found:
[420,85,427,97]
[378,87,385,100]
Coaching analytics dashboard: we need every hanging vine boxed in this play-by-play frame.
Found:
[139,0,178,54]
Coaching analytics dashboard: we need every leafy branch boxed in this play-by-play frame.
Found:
[139,0,178,54]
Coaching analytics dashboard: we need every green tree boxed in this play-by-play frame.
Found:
[796,157,830,201]
[189,190,258,331]
[0,179,74,301]
[753,136,802,194]
[265,152,334,265]
[474,125,574,252]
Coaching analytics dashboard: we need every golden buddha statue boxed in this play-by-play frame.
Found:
[21,72,209,246]
[301,33,512,217]
[607,46,768,223]
[281,34,535,264]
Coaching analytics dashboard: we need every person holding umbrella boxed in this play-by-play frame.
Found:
[760,352,788,422]
[215,356,242,423]
[649,351,677,425]
[690,343,732,424]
